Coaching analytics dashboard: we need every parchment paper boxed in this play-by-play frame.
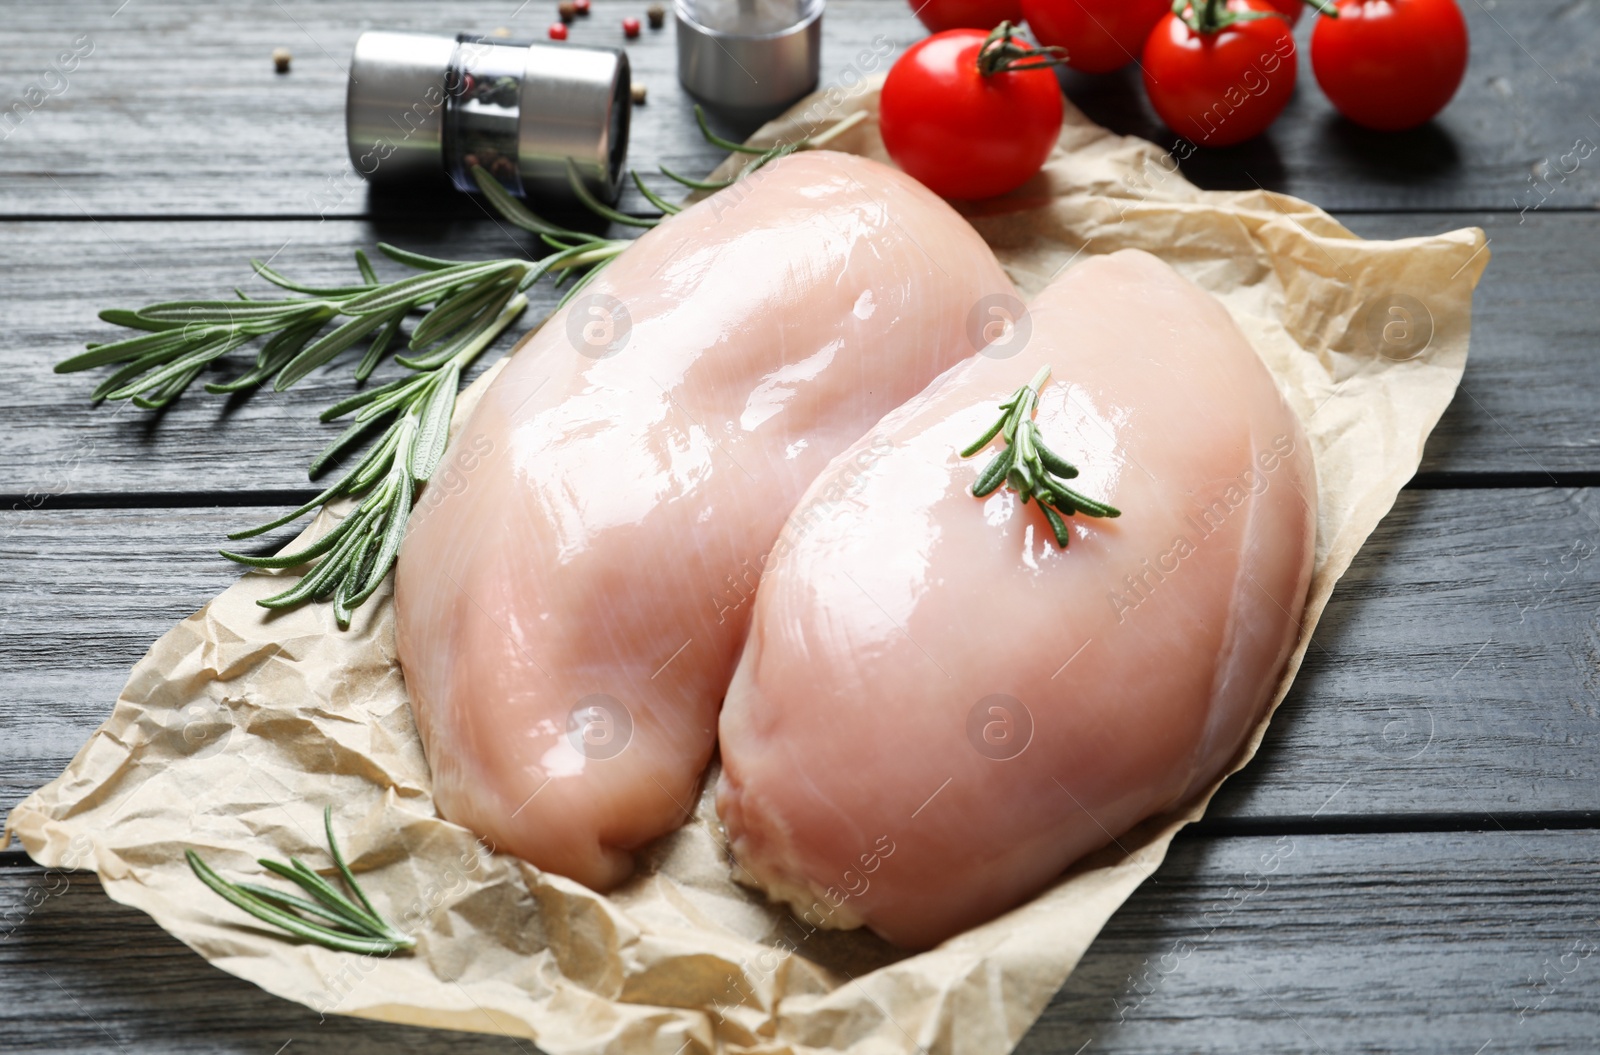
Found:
[6,78,1489,1055]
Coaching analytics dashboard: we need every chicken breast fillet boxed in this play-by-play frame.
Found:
[393,151,1016,891]
[716,249,1316,949]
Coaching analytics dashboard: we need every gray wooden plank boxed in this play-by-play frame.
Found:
[1209,484,1600,822]
[1339,210,1600,480]
[6,488,1600,823]
[0,868,524,1053]
[3,829,1595,1053]
[0,0,875,218]
[0,219,550,501]
[2,208,1597,502]
[1031,828,1600,1055]
[0,1,1592,214]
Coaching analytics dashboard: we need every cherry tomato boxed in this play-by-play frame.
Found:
[1312,0,1468,131]
[880,26,1064,200]
[910,0,1025,34]
[1263,0,1304,25]
[548,21,568,39]
[1021,0,1171,74]
[1141,0,1298,147]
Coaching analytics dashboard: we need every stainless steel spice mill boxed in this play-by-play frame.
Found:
[346,30,632,202]
[675,0,824,118]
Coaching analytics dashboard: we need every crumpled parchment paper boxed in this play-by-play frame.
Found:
[6,77,1488,1055]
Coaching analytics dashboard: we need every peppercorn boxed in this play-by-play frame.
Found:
[559,1,578,22]
[622,16,642,38]
[646,3,666,28]
[631,82,648,105]
[549,21,570,39]
[489,75,520,106]
[271,47,291,74]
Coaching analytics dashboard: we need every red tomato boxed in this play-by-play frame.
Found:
[1263,0,1304,25]
[880,26,1064,200]
[1140,0,1298,147]
[1312,0,1468,131]
[910,0,1025,34]
[1021,0,1171,74]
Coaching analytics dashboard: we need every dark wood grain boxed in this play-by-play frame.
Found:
[1211,484,1600,823]
[4,829,1595,1054]
[1,1,1593,215]
[1031,828,1600,1055]
[0,867,527,1053]
[6,489,1600,824]
[0,219,555,502]
[3,0,1599,1051]
[2,208,1597,505]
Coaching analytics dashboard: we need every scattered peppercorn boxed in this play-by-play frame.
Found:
[646,3,666,28]
[623,15,642,38]
[631,82,648,104]
[549,21,569,39]
[559,1,578,22]
[271,47,292,74]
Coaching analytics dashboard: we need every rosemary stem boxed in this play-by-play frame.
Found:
[453,293,529,372]
[560,243,629,269]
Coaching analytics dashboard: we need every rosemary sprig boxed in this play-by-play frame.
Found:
[55,247,537,408]
[58,105,866,627]
[961,365,1121,547]
[186,806,414,956]
[219,286,526,627]
[654,106,868,193]
[63,192,625,628]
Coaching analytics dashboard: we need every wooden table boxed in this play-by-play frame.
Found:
[3,1,1597,1051]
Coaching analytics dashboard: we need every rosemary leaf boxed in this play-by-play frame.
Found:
[341,260,515,315]
[58,328,193,373]
[410,365,460,481]
[320,371,418,423]
[960,365,1121,548]
[657,163,733,191]
[631,169,683,215]
[355,248,380,285]
[138,299,333,325]
[273,311,391,392]
[251,258,374,297]
[469,165,607,243]
[566,158,659,228]
[695,104,768,154]
[96,308,181,332]
[374,242,465,271]
[186,807,414,956]
[355,309,407,382]
[409,272,518,350]
[220,511,356,569]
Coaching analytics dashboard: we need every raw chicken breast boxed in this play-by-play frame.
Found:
[717,249,1316,949]
[393,151,1016,891]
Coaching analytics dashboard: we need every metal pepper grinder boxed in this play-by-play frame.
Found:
[346,31,632,203]
[675,0,823,120]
